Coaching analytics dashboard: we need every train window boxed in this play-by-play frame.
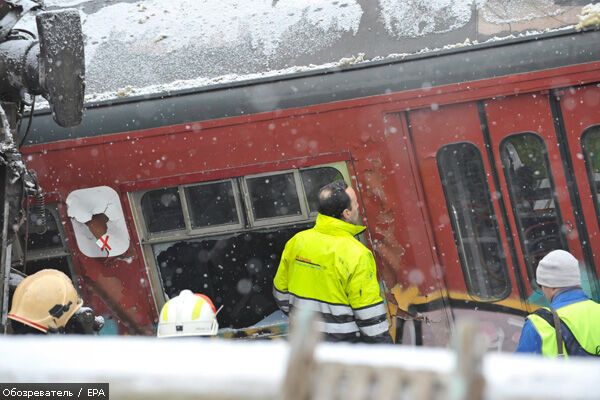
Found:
[437,143,510,300]
[301,167,344,213]
[501,133,566,287]
[582,125,600,227]
[184,180,241,229]
[26,209,63,251]
[134,163,349,330]
[13,207,74,278]
[244,171,306,223]
[140,187,185,233]
[154,223,312,329]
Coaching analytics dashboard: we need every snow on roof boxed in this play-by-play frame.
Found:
[44,0,88,6]
[80,0,362,63]
[482,0,568,24]
[27,23,573,110]
[379,0,474,37]
[14,0,585,106]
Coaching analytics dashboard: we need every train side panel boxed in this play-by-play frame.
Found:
[18,30,600,348]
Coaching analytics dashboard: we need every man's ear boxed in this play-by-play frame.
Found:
[341,208,351,221]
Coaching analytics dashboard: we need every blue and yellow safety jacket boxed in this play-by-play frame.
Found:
[516,288,600,357]
[273,213,391,343]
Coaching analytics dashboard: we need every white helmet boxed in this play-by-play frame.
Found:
[157,290,219,338]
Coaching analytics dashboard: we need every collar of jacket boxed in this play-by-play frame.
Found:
[314,213,366,237]
[550,287,587,309]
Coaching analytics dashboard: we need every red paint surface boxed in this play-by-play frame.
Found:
[20,61,600,335]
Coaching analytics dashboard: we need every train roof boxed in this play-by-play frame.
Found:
[33,0,582,96]
[20,27,600,146]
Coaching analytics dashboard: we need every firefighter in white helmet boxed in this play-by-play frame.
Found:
[157,289,219,338]
[8,269,103,334]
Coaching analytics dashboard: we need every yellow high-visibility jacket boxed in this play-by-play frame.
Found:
[273,213,390,343]
[528,299,600,357]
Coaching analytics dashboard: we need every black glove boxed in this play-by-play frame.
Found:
[64,307,105,334]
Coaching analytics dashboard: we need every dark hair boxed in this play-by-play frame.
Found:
[318,180,350,219]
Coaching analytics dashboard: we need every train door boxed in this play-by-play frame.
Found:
[484,91,600,301]
[403,87,600,351]
[406,102,527,351]
[555,84,600,298]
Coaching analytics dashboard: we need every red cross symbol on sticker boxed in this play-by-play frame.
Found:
[96,234,112,252]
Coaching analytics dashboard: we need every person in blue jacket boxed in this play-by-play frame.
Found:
[516,250,600,357]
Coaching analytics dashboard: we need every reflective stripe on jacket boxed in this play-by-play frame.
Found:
[528,299,600,357]
[273,213,390,343]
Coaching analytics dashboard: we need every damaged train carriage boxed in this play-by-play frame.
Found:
[13,27,600,348]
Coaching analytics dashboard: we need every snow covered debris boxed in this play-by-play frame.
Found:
[115,85,134,98]
[0,102,40,192]
[576,3,600,31]
[338,52,366,66]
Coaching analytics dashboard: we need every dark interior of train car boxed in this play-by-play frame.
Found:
[155,224,311,329]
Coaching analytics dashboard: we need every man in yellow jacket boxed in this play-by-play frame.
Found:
[273,180,391,343]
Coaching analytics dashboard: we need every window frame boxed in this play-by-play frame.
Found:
[138,186,187,238]
[299,165,346,216]
[129,162,351,314]
[436,141,511,301]
[240,169,309,227]
[500,132,568,287]
[12,205,77,280]
[131,179,244,243]
[581,125,600,231]
[181,178,245,236]
[19,206,71,262]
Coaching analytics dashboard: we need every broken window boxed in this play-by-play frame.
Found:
[66,186,130,257]
[155,224,311,328]
[134,163,350,329]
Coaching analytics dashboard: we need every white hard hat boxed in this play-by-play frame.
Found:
[157,290,219,338]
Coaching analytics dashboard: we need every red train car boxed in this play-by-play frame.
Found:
[15,27,600,349]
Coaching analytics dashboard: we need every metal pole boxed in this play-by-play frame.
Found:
[0,177,10,334]
[1,243,11,333]
[0,103,15,334]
